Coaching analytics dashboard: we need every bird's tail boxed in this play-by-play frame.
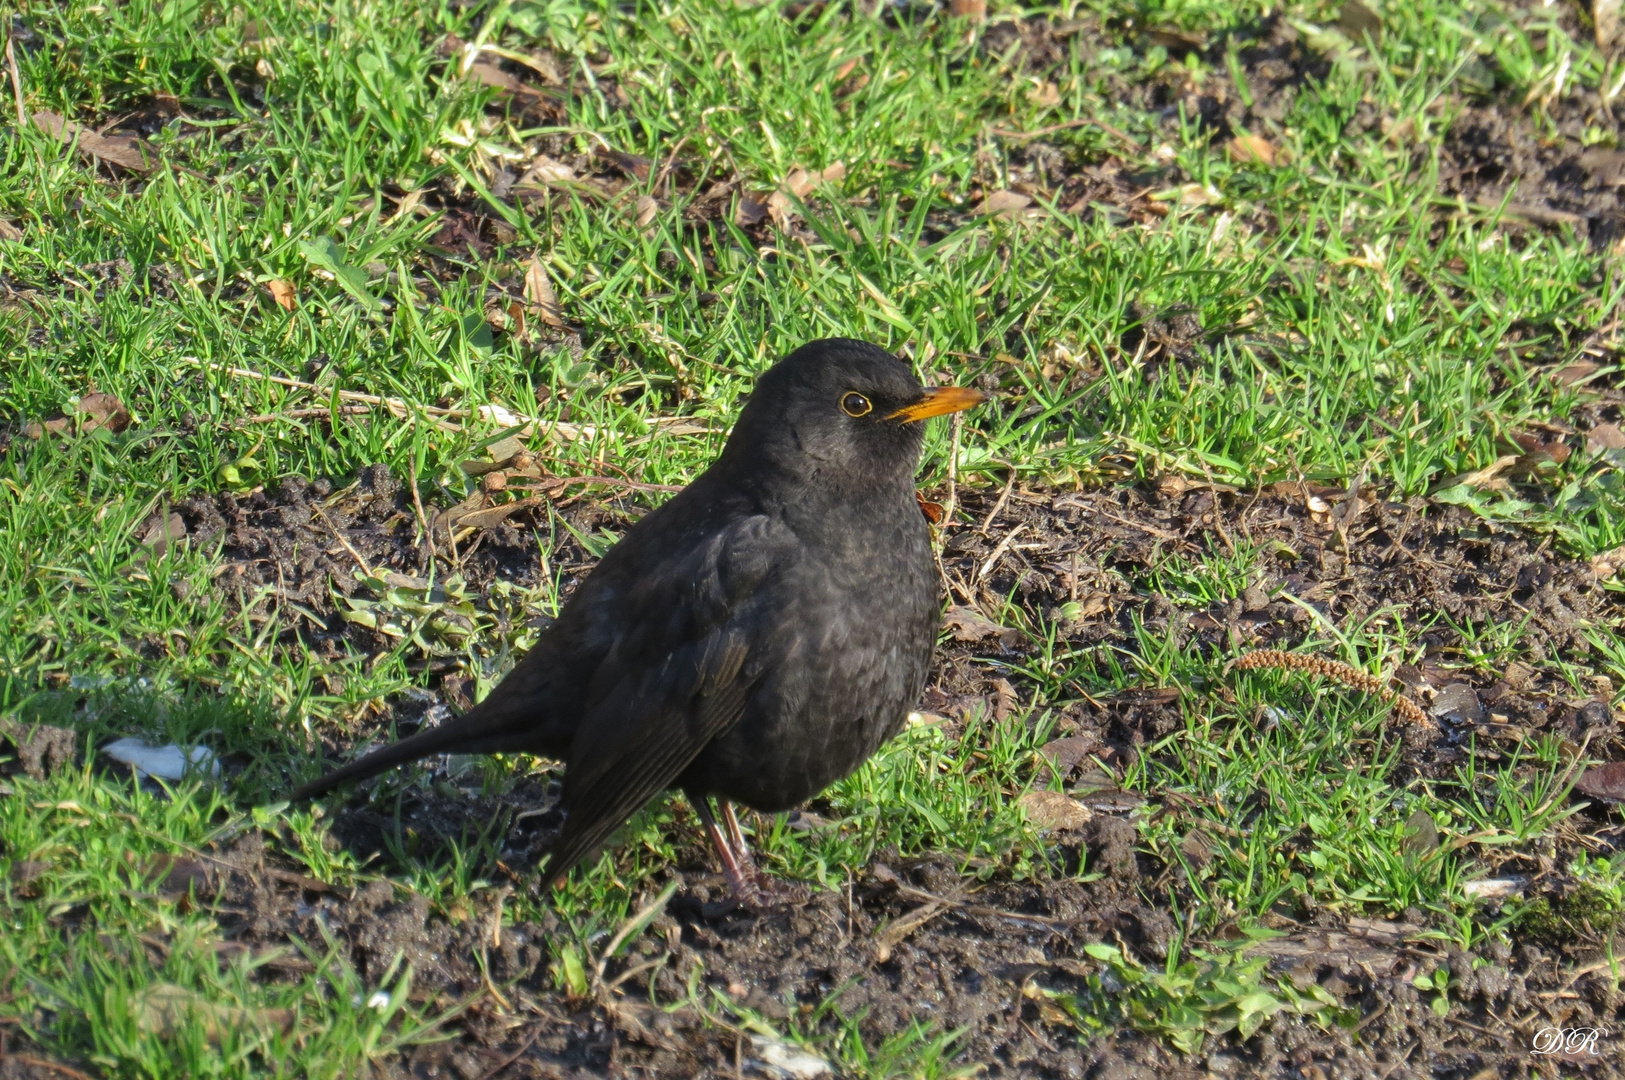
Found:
[290,704,536,802]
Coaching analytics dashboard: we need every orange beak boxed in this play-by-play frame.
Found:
[886,385,986,423]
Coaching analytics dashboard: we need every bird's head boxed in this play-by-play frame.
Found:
[721,339,984,493]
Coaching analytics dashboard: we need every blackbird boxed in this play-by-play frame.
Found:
[291,339,984,907]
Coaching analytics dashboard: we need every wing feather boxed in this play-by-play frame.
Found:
[543,516,792,885]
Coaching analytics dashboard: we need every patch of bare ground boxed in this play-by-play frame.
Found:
[152,463,1625,1076]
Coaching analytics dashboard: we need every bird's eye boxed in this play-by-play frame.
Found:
[840,392,872,417]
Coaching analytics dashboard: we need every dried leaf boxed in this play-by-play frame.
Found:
[1430,683,1485,724]
[734,192,769,226]
[506,300,527,340]
[990,676,1018,720]
[1553,360,1600,386]
[79,392,133,433]
[1599,0,1621,51]
[915,490,944,523]
[1589,422,1625,452]
[1438,454,1520,491]
[266,279,297,312]
[445,496,543,533]
[1337,0,1383,42]
[1035,735,1101,784]
[635,194,660,227]
[948,0,986,20]
[784,162,846,199]
[942,606,1022,648]
[872,900,950,963]
[765,163,845,225]
[33,110,155,172]
[467,59,527,94]
[1400,809,1439,857]
[1591,545,1625,580]
[0,217,22,241]
[1146,27,1206,51]
[1576,761,1625,803]
[136,855,214,899]
[1018,790,1094,831]
[25,392,133,439]
[520,156,575,186]
[1028,81,1060,108]
[134,984,294,1043]
[1508,432,1572,477]
[974,190,1033,217]
[1226,134,1276,166]
[139,511,187,554]
[523,256,565,327]
[9,860,48,899]
[602,149,652,181]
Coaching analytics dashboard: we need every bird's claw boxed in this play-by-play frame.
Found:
[724,867,809,913]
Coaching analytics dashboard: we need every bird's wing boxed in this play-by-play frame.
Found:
[543,514,794,885]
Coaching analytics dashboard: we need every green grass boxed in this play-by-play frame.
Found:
[4,0,1625,1071]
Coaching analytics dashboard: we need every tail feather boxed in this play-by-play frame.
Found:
[291,706,536,801]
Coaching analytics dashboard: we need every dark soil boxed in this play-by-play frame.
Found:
[148,464,1625,1078]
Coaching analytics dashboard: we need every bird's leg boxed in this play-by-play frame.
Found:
[693,797,807,911]
[720,799,749,857]
[694,797,766,908]
[719,801,810,907]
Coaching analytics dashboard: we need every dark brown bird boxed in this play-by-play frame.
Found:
[291,339,983,907]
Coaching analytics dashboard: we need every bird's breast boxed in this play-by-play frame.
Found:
[680,498,939,811]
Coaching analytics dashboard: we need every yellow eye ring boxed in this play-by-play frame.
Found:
[840,392,872,417]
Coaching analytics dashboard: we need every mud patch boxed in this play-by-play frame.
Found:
[190,465,1625,1076]
[173,464,645,674]
[936,478,1621,777]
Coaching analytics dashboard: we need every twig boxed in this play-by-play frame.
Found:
[592,880,681,989]
[5,33,24,129]
[945,411,962,525]
[978,468,1015,535]
[479,950,513,1013]
[182,358,462,426]
[1354,1001,1387,1031]
[885,878,1069,928]
[1232,650,1433,728]
[409,461,435,570]
[976,523,1024,586]
[652,133,690,197]
[183,357,703,443]
[473,1023,544,1080]
[1198,460,1237,556]
[0,1055,96,1080]
[1099,510,1183,543]
[233,405,375,426]
[1376,1040,1417,1080]
[987,116,1140,150]
[311,503,376,578]
[543,475,683,495]
[873,899,951,962]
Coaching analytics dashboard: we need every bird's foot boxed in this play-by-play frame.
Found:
[695,796,809,912]
[726,868,809,913]
[715,857,809,902]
